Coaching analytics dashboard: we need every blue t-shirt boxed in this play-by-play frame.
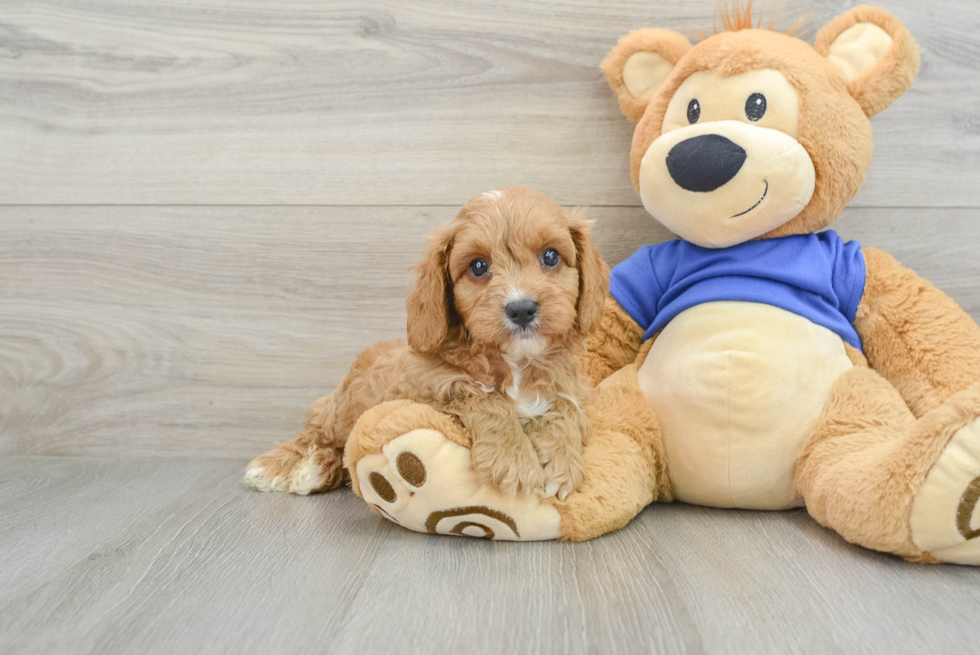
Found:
[609,230,866,350]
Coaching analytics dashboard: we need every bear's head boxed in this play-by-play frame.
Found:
[602,4,920,248]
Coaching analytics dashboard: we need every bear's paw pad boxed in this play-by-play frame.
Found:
[911,416,980,565]
[355,428,562,541]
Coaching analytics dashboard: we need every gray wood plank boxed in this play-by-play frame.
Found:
[1,0,979,207]
[0,457,978,655]
[0,457,392,655]
[2,205,978,458]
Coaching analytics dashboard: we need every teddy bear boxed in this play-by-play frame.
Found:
[339,4,980,564]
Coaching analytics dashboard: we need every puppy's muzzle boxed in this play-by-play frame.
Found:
[505,299,539,329]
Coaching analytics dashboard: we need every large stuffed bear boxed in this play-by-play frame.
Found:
[336,5,980,564]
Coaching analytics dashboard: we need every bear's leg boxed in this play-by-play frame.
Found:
[552,364,672,541]
[797,364,980,564]
[346,365,671,541]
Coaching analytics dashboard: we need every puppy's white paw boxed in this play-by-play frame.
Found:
[243,445,343,495]
[289,456,327,496]
[243,465,289,493]
[470,437,546,496]
[542,449,584,501]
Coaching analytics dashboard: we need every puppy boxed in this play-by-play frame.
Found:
[245,187,609,499]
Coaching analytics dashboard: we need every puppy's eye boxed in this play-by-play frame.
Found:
[687,99,700,124]
[468,258,489,277]
[540,248,560,269]
[745,93,766,122]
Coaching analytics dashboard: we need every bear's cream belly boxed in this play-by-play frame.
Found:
[638,301,854,510]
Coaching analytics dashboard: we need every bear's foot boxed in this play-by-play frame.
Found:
[910,416,980,565]
[345,400,562,541]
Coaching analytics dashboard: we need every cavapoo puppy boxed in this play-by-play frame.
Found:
[245,186,609,499]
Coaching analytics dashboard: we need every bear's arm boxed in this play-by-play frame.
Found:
[578,296,646,386]
[854,246,980,417]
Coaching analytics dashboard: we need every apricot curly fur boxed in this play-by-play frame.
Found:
[594,5,980,560]
[247,187,608,498]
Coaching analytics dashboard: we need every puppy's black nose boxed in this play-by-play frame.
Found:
[505,299,539,327]
[666,134,747,192]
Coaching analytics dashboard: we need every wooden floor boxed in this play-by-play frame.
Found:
[3,0,980,652]
[1,457,978,655]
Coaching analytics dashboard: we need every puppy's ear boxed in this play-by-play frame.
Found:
[815,6,920,118]
[406,224,455,354]
[602,29,692,123]
[567,211,609,335]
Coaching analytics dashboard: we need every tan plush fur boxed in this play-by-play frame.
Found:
[595,5,924,363]
[553,364,673,541]
[601,29,692,123]
[798,367,980,560]
[578,297,646,386]
[246,187,609,499]
[793,246,980,558]
[604,7,919,242]
[587,5,980,560]
[856,247,980,418]
[710,0,808,37]
[625,28,874,240]
[814,5,921,118]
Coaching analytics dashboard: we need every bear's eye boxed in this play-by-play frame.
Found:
[687,99,701,124]
[540,248,560,269]
[469,258,489,277]
[745,93,767,122]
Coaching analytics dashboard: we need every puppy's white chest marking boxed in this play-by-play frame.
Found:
[515,395,553,420]
[505,360,552,420]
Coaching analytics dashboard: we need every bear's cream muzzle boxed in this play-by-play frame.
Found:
[639,120,815,248]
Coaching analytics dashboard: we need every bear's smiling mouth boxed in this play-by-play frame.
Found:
[731,180,769,219]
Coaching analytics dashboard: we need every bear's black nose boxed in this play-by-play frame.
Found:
[666,134,747,192]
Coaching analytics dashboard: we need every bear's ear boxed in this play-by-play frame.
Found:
[815,6,920,118]
[602,29,692,123]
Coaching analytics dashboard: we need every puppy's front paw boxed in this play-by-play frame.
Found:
[542,446,584,501]
[471,436,545,496]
